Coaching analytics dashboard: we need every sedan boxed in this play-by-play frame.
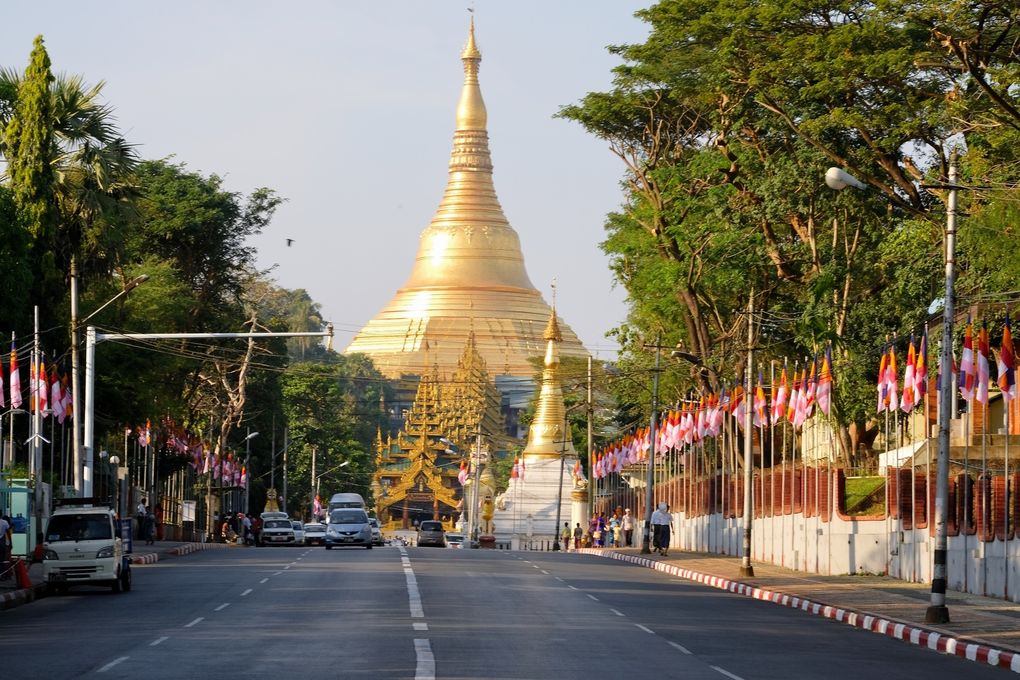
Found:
[303,523,326,546]
[261,519,296,545]
[445,532,465,549]
[291,521,305,545]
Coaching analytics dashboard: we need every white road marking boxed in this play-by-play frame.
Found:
[184,617,204,628]
[273,571,283,576]
[668,641,692,655]
[241,588,252,596]
[284,565,291,569]
[711,666,745,680]
[405,566,424,618]
[610,608,625,617]
[586,594,599,601]
[414,638,436,680]
[97,657,129,672]
[413,622,428,631]
[635,624,654,634]
[554,577,564,582]
[214,603,230,611]
[540,570,549,574]
[150,637,168,647]
[568,585,578,590]
[259,578,269,584]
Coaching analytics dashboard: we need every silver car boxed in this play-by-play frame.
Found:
[325,509,372,549]
[368,517,384,546]
[291,521,305,545]
[303,523,326,545]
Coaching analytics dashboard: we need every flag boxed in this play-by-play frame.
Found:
[753,372,767,428]
[37,356,48,414]
[915,331,928,405]
[885,345,899,411]
[730,384,745,428]
[998,315,1016,402]
[240,466,248,488]
[959,319,975,401]
[793,368,809,429]
[901,337,917,413]
[876,350,888,412]
[804,356,817,419]
[312,494,322,516]
[458,461,469,485]
[816,345,834,416]
[572,459,583,480]
[202,449,211,474]
[50,364,63,421]
[8,336,20,410]
[786,366,801,424]
[771,361,788,424]
[510,459,519,480]
[977,322,991,405]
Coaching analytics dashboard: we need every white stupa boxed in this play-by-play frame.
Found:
[492,307,588,545]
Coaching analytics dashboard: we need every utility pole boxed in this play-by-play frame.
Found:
[641,333,662,555]
[587,355,594,520]
[310,446,316,523]
[740,289,755,577]
[282,428,289,514]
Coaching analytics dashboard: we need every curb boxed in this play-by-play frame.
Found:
[129,541,232,564]
[579,549,1020,674]
[0,585,35,610]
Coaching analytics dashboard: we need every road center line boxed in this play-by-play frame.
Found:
[540,570,549,574]
[184,617,204,628]
[413,622,428,631]
[150,637,168,647]
[214,603,230,611]
[554,577,564,582]
[414,638,436,680]
[273,571,283,576]
[97,657,129,673]
[241,588,252,596]
[610,608,625,617]
[586,594,599,601]
[711,666,745,680]
[567,585,578,590]
[635,623,655,634]
[259,578,269,584]
[668,641,692,654]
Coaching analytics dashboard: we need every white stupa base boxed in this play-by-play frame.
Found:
[491,455,581,543]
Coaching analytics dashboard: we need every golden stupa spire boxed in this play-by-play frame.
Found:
[523,303,576,458]
[345,20,588,378]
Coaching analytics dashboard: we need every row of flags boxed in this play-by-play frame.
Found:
[957,316,1016,405]
[2,336,74,423]
[590,347,836,479]
[131,416,248,488]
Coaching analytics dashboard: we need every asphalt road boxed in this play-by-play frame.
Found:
[0,545,1006,679]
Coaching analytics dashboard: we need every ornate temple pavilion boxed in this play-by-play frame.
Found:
[345,20,588,378]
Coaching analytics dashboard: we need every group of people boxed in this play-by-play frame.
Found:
[135,499,156,545]
[558,502,674,555]
[560,507,638,550]
[220,512,261,545]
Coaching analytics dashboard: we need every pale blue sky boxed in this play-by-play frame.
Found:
[2,1,652,358]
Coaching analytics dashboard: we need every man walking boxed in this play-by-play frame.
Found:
[560,522,571,551]
[621,508,635,547]
[572,522,583,550]
[650,502,672,556]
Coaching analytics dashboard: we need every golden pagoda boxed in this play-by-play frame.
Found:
[345,20,588,377]
[522,308,577,460]
[372,336,505,530]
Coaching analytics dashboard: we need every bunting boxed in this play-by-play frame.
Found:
[999,315,1016,402]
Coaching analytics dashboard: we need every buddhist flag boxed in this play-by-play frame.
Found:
[37,356,48,414]
[901,337,917,413]
[876,350,888,412]
[458,461,469,486]
[8,336,19,410]
[240,466,248,488]
[50,363,63,421]
[786,367,801,424]
[999,315,1016,402]
[977,322,991,405]
[885,346,899,412]
[816,346,834,416]
[753,372,767,428]
[771,361,788,424]
[959,319,975,401]
[915,331,928,405]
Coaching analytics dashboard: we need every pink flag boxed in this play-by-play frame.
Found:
[8,336,20,410]
[901,338,917,413]
[977,322,991,405]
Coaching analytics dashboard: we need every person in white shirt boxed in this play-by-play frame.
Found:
[650,502,672,556]
[621,508,635,547]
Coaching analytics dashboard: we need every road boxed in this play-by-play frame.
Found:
[0,545,1005,679]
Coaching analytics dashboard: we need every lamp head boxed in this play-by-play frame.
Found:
[825,167,867,191]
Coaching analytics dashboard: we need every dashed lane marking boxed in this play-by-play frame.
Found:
[241,588,252,596]
[150,637,168,647]
[413,622,428,631]
[567,585,578,590]
[668,641,692,655]
[635,624,655,634]
[273,571,283,576]
[711,666,745,680]
[414,638,436,680]
[259,578,269,584]
[555,577,564,582]
[587,594,599,602]
[184,617,204,628]
[215,603,230,611]
[610,608,625,617]
[540,570,549,574]
[97,657,129,672]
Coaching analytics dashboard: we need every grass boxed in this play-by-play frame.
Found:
[844,476,886,516]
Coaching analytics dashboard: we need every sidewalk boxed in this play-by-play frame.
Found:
[583,547,1020,673]
[0,540,235,611]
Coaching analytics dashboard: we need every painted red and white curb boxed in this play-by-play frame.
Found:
[580,549,1020,673]
[130,541,230,564]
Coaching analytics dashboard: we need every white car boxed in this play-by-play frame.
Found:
[445,533,465,549]
[303,523,326,545]
[291,521,305,545]
[42,500,131,593]
[368,517,384,546]
[261,518,296,545]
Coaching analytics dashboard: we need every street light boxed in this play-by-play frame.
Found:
[109,454,121,519]
[1,408,27,472]
[71,273,149,496]
[242,430,259,516]
[827,161,959,624]
[315,460,349,521]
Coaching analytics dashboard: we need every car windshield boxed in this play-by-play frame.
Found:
[330,510,367,524]
[264,520,291,529]
[304,524,324,531]
[447,534,464,542]
[46,514,112,541]
[419,521,442,532]
[292,522,302,529]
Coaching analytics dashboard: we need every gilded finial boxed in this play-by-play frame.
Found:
[456,16,486,130]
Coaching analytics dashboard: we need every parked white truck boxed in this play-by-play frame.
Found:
[41,498,131,594]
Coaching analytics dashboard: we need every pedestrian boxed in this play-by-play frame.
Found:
[560,522,571,551]
[609,514,621,547]
[143,506,156,545]
[650,502,672,556]
[242,513,253,545]
[252,516,263,546]
[621,508,635,547]
[0,514,10,567]
[572,522,583,550]
[135,498,147,538]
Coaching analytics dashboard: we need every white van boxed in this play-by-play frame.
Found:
[42,500,130,594]
[327,493,366,511]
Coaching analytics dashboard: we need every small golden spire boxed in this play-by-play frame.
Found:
[523,306,575,458]
[456,17,486,131]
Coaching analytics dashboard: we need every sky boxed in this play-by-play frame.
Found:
[3,1,652,360]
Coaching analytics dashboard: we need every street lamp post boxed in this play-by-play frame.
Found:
[109,454,121,518]
[71,273,149,496]
[242,430,259,516]
[827,159,959,623]
[1,408,27,472]
[315,460,349,519]
[641,335,662,555]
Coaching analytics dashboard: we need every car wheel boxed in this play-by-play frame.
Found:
[111,572,122,593]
